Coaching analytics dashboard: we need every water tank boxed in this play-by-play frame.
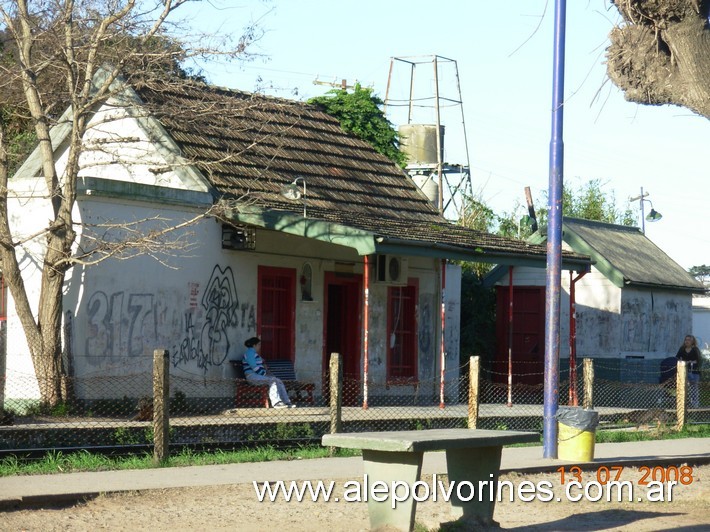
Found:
[398,124,445,165]
[412,172,439,208]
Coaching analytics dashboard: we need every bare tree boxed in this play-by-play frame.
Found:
[607,1,710,120]
[0,0,265,406]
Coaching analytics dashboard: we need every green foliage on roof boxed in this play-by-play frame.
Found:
[307,83,408,167]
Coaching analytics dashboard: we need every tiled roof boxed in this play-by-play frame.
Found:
[133,79,585,262]
[134,80,440,221]
[563,218,704,292]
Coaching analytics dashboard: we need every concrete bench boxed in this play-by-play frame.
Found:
[322,428,538,531]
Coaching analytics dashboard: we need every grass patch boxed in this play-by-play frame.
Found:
[502,423,710,448]
[595,423,710,443]
[0,445,361,478]
[1,425,707,477]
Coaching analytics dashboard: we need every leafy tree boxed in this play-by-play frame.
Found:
[500,179,636,241]
[459,268,496,365]
[689,265,710,286]
[307,83,407,167]
[562,179,636,226]
[0,23,205,172]
[459,195,496,233]
[608,1,710,120]
[0,0,264,406]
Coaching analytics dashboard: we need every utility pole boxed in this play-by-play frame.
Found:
[313,77,357,90]
[629,187,649,233]
[544,0,567,460]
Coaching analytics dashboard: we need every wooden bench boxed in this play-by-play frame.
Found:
[322,428,538,531]
[231,360,315,407]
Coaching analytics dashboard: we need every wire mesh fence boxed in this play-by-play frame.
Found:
[1,355,708,455]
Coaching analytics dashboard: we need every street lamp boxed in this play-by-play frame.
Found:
[629,187,662,234]
[280,176,307,218]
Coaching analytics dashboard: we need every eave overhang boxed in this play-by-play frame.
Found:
[224,206,592,268]
[223,206,378,255]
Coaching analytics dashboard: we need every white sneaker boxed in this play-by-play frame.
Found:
[288,404,297,409]
[273,402,288,409]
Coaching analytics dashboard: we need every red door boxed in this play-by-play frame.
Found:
[258,266,296,361]
[323,272,362,405]
[495,286,545,385]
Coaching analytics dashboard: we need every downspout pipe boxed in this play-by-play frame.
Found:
[544,0,567,459]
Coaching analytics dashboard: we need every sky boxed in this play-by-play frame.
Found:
[181,0,709,271]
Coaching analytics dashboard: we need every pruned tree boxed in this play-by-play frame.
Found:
[607,1,710,119]
[0,0,265,406]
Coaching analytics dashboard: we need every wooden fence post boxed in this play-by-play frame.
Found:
[468,356,480,429]
[676,360,687,431]
[329,352,342,446]
[153,349,170,464]
[583,358,594,410]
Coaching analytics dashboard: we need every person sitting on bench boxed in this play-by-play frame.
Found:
[241,337,295,409]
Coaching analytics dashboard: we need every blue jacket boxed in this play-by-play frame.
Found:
[242,347,267,376]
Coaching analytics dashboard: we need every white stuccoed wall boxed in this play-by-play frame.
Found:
[5,98,455,403]
[692,295,710,350]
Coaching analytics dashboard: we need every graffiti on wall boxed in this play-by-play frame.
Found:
[83,264,255,372]
[85,291,157,363]
[172,264,256,372]
[418,300,432,355]
[620,298,650,351]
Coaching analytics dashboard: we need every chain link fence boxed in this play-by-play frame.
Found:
[1,353,708,455]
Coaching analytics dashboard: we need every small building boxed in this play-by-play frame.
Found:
[486,218,705,384]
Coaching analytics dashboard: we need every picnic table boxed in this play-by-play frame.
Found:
[322,428,538,531]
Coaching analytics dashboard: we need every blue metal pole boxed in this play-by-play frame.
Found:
[544,0,567,459]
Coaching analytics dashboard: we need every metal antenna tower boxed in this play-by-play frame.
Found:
[384,55,473,218]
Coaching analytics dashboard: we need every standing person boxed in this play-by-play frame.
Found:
[676,335,701,408]
[241,337,295,409]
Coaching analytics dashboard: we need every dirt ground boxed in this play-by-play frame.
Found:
[2,465,708,531]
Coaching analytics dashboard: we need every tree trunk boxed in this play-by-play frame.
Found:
[607,1,710,120]
[34,259,67,407]
[31,121,83,407]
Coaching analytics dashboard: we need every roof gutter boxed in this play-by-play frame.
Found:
[376,236,591,269]
[623,279,707,294]
[223,207,592,268]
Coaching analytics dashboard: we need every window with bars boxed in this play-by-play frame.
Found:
[387,281,418,379]
[257,266,296,361]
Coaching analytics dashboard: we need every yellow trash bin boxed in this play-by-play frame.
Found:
[556,407,599,462]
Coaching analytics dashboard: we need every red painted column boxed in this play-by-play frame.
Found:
[507,266,514,407]
[362,255,370,410]
[439,259,446,409]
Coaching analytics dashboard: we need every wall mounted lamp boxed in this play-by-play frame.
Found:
[280,176,307,218]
